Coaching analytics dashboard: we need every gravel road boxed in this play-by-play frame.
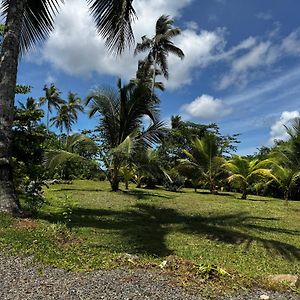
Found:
[0,253,298,300]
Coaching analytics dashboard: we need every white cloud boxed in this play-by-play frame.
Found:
[256,11,273,21]
[269,111,300,144]
[33,0,228,90]
[281,29,300,56]
[182,94,232,120]
[218,41,280,89]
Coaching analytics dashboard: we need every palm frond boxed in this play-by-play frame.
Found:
[88,0,136,54]
[1,0,64,53]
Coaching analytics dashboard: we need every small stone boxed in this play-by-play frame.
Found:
[260,295,270,300]
[268,274,300,288]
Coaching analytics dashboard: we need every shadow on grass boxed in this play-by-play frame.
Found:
[52,188,104,192]
[124,190,172,200]
[37,203,300,260]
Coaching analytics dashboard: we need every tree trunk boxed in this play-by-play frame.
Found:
[194,186,197,193]
[110,167,119,192]
[0,0,26,214]
[125,178,129,190]
[241,190,247,199]
[284,190,289,206]
[151,52,157,98]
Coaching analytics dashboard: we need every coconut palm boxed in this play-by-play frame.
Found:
[130,58,165,93]
[45,133,98,179]
[66,92,84,122]
[178,134,225,193]
[0,0,136,213]
[134,15,184,95]
[86,80,165,191]
[268,118,300,203]
[51,92,84,135]
[222,156,276,199]
[39,83,64,132]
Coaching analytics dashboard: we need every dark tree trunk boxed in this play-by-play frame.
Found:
[241,191,247,200]
[109,167,119,192]
[0,0,26,214]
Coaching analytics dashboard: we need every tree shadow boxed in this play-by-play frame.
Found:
[124,190,172,200]
[52,188,104,192]
[37,204,300,260]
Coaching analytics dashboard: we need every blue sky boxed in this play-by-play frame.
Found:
[16,0,300,155]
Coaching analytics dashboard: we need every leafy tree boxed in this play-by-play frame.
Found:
[39,83,64,132]
[135,15,184,95]
[11,97,47,206]
[86,80,164,191]
[178,133,225,193]
[157,115,239,171]
[222,156,275,199]
[0,0,136,213]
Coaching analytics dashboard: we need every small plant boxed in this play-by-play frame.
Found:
[24,179,47,214]
[61,194,78,231]
[197,264,230,279]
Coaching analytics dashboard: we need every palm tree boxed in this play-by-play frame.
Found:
[45,133,98,180]
[134,15,184,95]
[178,134,225,193]
[39,83,64,132]
[86,80,165,191]
[222,156,276,199]
[66,92,84,122]
[51,92,84,135]
[268,118,300,203]
[0,0,136,213]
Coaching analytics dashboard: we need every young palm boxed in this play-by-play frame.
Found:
[134,15,184,95]
[86,80,165,191]
[178,134,225,193]
[0,0,136,213]
[223,155,276,199]
[39,83,64,132]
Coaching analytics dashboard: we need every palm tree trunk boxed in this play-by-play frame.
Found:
[151,52,158,98]
[0,0,26,214]
[284,190,289,206]
[47,103,50,133]
[241,190,247,200]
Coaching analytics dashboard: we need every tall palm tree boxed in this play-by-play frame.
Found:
[66,92,84,123]
[0,0,136,213]
[86,79,165,191]
[51,92,84,135]
[178,134,225,193]
[222,156,276,199]
[134,15,184,95]
[39,83,64,132]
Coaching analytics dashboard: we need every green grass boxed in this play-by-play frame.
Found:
[0,180,299,289]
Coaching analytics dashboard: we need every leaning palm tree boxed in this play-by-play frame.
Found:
[86,79,165,191]
[39,83,64,132]
[178,134,225,193]
[222,156,276,199]
[0,0,136,213]
[134,15,184,95]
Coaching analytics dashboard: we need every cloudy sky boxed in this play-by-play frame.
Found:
[17,0,300,155]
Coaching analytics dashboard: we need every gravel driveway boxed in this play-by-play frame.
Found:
[0,253,298,300]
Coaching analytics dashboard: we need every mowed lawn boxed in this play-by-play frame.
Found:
[0,180,299,279]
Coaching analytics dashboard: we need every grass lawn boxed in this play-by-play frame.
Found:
[0,180,299,292]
